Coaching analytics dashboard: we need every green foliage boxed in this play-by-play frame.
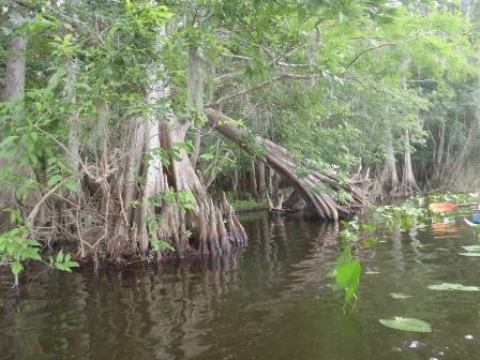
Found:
[335,245,361,309]
[0,212,80,285]
[149,142,192,168]
[146,216,175,253]
[427,192,477,205]
[50,250,79,272]
[0,225,41,285]
[340,218,378,246]
[228,195,268,212]
[373,199,428,230]
[124,0,172,38]
[163,190,196,210]
[339,228,359,243]
[379,317,432,333]
[151,239,175,253]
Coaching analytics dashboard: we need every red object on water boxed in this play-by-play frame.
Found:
[428,202,459,213]
[431,222,460,237]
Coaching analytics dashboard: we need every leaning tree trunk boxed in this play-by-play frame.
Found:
[204,108,368,221]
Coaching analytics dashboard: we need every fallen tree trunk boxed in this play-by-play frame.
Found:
[204,108,368,221]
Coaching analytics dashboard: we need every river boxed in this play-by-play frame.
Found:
[1,212,480,359]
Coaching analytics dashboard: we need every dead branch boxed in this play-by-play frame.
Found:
[26,179,67,228]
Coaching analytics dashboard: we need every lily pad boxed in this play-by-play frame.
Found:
[461,245,480,252]
[390,292,412,300]
[379,317,431,333]
[428,283,480,291]
[459,252,480,257]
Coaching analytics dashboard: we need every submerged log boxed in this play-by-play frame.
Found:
[204,108,368,221]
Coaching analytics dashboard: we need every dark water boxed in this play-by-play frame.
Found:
[2,212,480,360]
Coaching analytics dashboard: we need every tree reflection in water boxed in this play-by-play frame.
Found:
[0,214,344,360]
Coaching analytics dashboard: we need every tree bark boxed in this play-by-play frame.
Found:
[401,129,419,195]
[188,46,204,170]
[379,123,400,196]
[204,107,367,221]
[232,166,239,198]
[250,158,258,198]
[63,0,80,177]
[0,7,26,103]
[159,120,247,256]
[257,161,267,197]
[0,4,27,229]
[434,120,446,182]
[64,58,81,176]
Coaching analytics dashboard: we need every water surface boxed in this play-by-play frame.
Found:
[1,212,480,359]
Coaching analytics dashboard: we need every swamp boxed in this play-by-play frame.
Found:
[2,0,480,359]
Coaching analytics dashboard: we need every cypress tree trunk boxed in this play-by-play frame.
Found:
[64,1,80,177]
[158,120,247,256]
[0,4,27,229]
[232,166,239,198]
[461,0,475,20]
[378,123,400,196]
[105,42,247,260]
[401,129,419,195]
[0,6,26,103]
[257,161,267,197]
[250,159,258,198]
[434,120,446,183]
[187,46,204,170]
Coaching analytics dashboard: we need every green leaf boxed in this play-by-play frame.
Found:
[52,250,79,272]
[336,258,361,304]
[461,245,480,252]
[199,153,215,161]
[379,317,432,333]
[459,252,480,257]
[0,135,19,148]
[390,293,412,300]
[428,283,480,291]
[361,223,377,232]
[65,181,78,192]
[56,249,64,263]
[11,261,23,276]
[151,239,175,252]
[47,175,63,187]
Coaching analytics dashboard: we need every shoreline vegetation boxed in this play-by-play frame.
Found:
[1,1,480,285]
